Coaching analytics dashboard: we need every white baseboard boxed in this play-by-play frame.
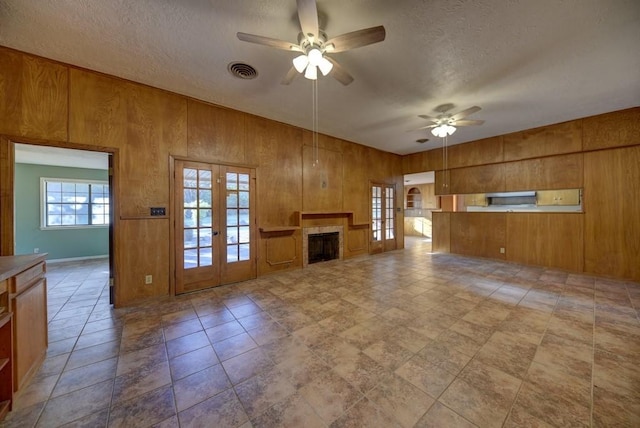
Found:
[47,254,109,264]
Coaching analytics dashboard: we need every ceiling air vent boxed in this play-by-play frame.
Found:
[228,62,258,80]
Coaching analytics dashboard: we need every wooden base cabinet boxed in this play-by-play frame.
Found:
[0,254,48,412]
[0,312,12,420]
[12,277,47,391]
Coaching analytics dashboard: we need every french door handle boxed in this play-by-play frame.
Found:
[212,231,219,236]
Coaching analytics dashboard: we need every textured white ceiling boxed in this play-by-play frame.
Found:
[1,0,639,155]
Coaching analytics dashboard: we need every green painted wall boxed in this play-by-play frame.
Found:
[15,163,109,260]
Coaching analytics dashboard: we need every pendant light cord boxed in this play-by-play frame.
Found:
[312,79,319,166]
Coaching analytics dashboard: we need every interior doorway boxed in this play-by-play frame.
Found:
[11,142,114,306]
[402,171,437,251]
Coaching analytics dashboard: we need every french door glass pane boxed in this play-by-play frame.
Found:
[199,170,211,188]
[225,172,251,263]
[183,167,215,269]
[184,249,198,268]
[199,248,212,267]
[199,209,211,227]
[184,168,197,188]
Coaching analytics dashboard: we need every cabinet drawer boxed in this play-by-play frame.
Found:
[10,263,45,295]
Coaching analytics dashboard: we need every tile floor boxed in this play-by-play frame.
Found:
[2,239,639,427]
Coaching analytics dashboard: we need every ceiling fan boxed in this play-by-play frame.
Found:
[236,0,386,85]
[415,105,485,137]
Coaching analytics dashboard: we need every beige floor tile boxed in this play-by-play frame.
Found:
[107,385,176,428]
[234,367,296,418]
[177,388,248,428]
[251,392,326,428]
[439,360,521,428]
[330,397,402,428]
[173,363,231,412]
[299,370,363,424]
[367,373,434,428]
[415,401,477,428]
[6,251,639,427]
[169,345,219,381]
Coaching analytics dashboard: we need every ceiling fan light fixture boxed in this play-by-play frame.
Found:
[318,57,333,76]
[307,48,323,66]
[431,124,456,138]
[304,64,318,80]
[293,54,309,73]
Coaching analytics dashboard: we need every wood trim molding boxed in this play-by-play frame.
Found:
[0,137,14,256]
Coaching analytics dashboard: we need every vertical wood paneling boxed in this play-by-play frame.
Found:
[248,117,302,227]
[450,213,506,260]
[449,163,505,194]
[583,107,640,151]
[503,153,583,191]
[432,212,450,253]
[447,136,503,168]
[584,147,640,281]
[69,69,128,147]
[503,121,582,161]
[117,220,169,305]
[342,143,370,224]
[0,48,68,141]
[303,145,343,212]
[506,213,584,272]
[121,84,187,217]
[187,100,246,164]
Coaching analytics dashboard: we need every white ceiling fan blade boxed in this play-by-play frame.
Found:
[326,26,386,53]
[281,66,299,85]
[455,119,485,126]
[297,0,319,40]
[418,114,438,124]
[409,124,438,132]
[237,32,301,51]
[451,106,481,121]
[325,57,354,85]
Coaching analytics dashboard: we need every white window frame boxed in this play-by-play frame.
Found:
[40,177,110,230]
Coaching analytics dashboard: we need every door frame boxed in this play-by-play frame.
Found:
[0,136,120,304]
[170,156,257,295]
[370,181,398,254]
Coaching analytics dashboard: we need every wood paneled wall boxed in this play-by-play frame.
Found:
[584,146,640,280]
[0,46,404,306]
[412,107,640,281]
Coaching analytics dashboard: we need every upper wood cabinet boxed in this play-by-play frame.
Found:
[447,136,504,168]
[503,153,583,191]
[582,107,640,151]
[536,189,580,206]
[449,163,505,195]
[503,121,582,161]
[464,194,488,207]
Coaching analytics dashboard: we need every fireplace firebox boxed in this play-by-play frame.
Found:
[307,232,339,264]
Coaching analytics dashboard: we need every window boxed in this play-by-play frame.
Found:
[41,178,109,228]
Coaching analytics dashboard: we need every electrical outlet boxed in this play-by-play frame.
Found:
[500,247,506,254]
[34,248,39,254]
[145,275,153,284]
